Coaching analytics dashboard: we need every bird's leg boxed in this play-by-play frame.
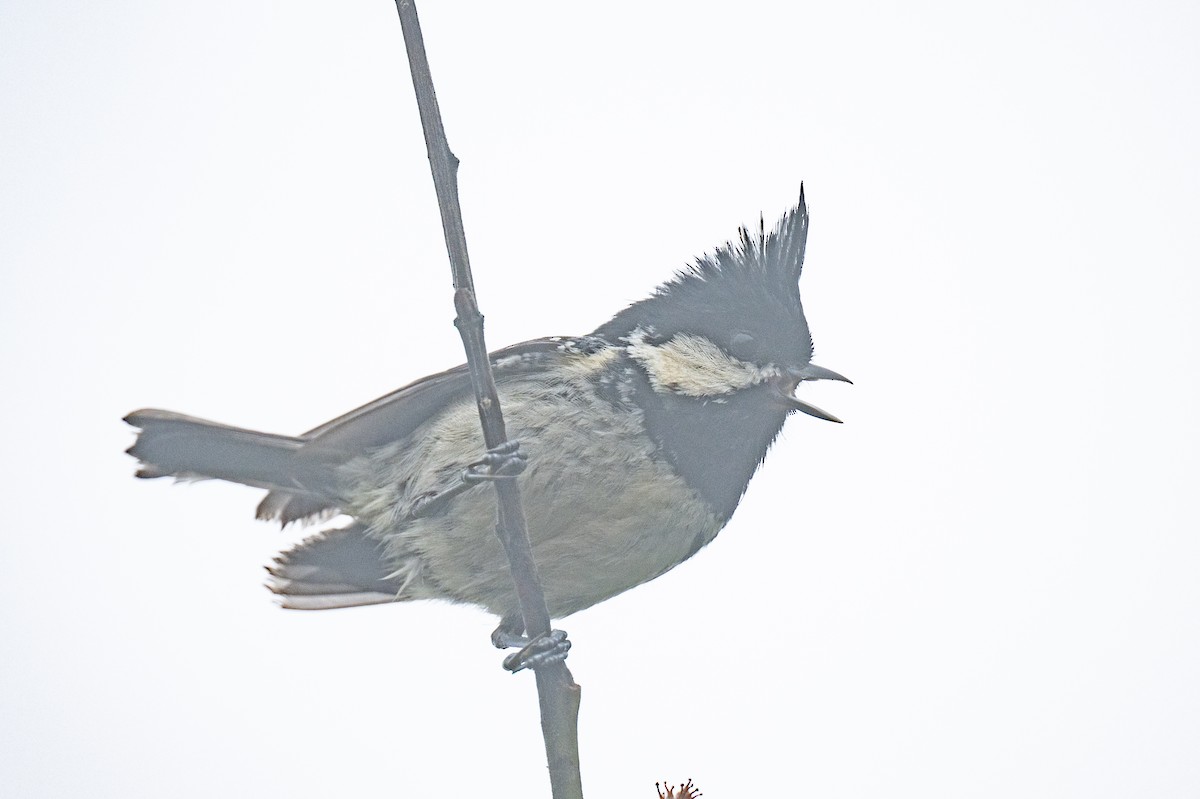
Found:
[491,613,529,649]
[416,446,565,672]
[491,614,572,673]
[409,441,528,519]
[411,442,566,671]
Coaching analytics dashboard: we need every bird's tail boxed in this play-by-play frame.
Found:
[124,408,328,492]
[126,411,412,610]
[265,523,418,610]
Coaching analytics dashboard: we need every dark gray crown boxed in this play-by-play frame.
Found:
[595,188,813,370]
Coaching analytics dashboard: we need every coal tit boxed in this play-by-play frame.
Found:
[125,189,848,641]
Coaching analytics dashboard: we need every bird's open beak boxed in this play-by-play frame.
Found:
[790,364,852,385]
[776,363,852,423]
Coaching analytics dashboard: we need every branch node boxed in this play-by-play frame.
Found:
[393,1,584,796]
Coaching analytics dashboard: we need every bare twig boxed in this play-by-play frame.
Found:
[391,2,583,797]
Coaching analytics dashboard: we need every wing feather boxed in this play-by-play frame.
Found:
[257,337,578,523]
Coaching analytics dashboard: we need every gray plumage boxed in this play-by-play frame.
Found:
[125,191,847,632]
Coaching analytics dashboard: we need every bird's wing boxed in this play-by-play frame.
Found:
[256,336,593,523]
[298,337,581,452]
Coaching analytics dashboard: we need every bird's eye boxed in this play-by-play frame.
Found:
[728,331,756,360]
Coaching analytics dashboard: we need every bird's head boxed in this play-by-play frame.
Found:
[595,188,849,421]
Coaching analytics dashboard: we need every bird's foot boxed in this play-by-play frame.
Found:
[501,629,571,673]
[409,441,527,519]
[463,440,527,483]
[491,620,570,672]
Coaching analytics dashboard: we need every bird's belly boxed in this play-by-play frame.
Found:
[416,452,719,618]
[342,382,722,619]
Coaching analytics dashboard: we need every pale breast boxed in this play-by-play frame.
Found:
[337,351,723,620]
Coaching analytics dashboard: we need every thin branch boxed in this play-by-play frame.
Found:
[391,2,583,797]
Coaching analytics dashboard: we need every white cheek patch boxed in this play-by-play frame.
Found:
[561,344,620,377]
[625,327,780,397]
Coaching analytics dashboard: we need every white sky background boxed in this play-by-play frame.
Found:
[2,1,1198,796]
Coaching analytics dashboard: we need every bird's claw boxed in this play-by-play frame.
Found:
[502,629,571,673]
[463,440,528,483]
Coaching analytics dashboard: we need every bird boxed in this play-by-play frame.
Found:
[125,188,848,651]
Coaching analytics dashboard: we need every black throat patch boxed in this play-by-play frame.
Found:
[621,360,789,523]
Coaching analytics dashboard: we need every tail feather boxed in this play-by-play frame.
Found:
[265,524,412,610]
[124,409,329,493]
[255,489,334,526]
